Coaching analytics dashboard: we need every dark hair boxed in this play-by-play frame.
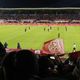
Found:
[2,50,39,80]
[0,42,6,55]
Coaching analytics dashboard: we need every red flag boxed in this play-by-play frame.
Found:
[41,39,64,55]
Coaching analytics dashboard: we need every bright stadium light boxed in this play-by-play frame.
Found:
[50,56,55,59]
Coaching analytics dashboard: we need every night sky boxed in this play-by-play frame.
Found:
[0,0,80,8]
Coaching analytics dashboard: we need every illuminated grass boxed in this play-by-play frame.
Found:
[0,25,80,53]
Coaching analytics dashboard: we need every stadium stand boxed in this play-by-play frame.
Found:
[0,8,80,24]
[0,8,80,80]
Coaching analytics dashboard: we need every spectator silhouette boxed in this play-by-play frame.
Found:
[38,55,53,77]
[16,50,39,80]
[17,42,21,49]
[4,42,8,48]
[1,51,17,80]
[72,57,80,80]
[2,50,39,80]
[0,42,6,55]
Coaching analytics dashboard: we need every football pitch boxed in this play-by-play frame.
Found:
[0,24,80,53]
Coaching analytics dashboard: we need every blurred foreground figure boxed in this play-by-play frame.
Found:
[1,50,40,80]
[0,42,6,55]
[4,42,8,48]
[72,57,80,80]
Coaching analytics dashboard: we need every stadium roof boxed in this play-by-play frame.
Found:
[0,7,80,10]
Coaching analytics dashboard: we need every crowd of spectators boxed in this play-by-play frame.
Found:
[0,42,80,80]
[0,13,80,23]
[0,13,80,20]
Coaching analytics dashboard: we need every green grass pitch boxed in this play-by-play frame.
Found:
[0,24,80,53]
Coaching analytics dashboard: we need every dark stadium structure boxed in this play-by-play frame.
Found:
[1,0,80,8]
[0,8,80,24]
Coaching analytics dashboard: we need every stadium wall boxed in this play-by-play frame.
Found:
[0,22,80,27]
